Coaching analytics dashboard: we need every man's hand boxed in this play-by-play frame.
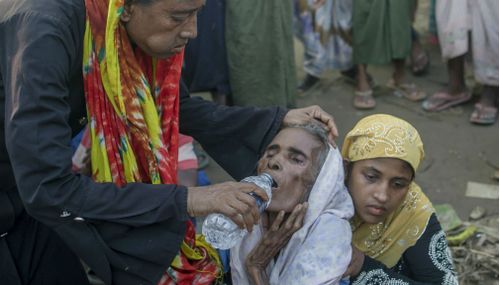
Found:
[245,203,308,275]
[283,105,338,146]
[187,182,269,232]
[343,245,365,278]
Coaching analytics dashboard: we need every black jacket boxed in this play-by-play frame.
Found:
[0,0,286,284]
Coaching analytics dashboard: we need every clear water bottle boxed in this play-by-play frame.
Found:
[202,173,275,250]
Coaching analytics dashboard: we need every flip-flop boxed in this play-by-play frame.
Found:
[353,89,376,110]
[386,79,427,102]
[470,103,498,125]
[422,91,472,112]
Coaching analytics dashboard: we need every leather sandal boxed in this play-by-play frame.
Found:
[353,89,376,110]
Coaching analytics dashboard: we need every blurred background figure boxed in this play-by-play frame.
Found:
[410,0,431,76]
[352,0,427,110]
[422,0,499,125]
[183,0,231,106]
[294,0,354,94]
[226,0,296,107]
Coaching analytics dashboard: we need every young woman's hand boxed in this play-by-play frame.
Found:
[245,203,308,284]
[343,245,365,278]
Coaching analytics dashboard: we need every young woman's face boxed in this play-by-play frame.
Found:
[121,0,204,58]
[257,128,323,213]
[347,158,413,224]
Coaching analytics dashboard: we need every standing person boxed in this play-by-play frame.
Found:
[0,0,339,284]
[352,0,427,110]
[226,0,297,108]
[342,114,458,284]
[409,0,430,76]
[182,0,231,106]
[294,0,354,94]
[422,0,498,125]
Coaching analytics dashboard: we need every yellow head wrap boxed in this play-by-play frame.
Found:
[341,114,434,268]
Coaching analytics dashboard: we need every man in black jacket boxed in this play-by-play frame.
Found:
[0,0,338,284]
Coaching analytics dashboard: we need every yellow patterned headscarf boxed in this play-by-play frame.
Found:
[341,114,434,268]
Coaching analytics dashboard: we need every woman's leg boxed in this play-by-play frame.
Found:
[447,55,467,95]
[356,64,371,92]
[392,59,406,86]
[422,55,472,111]
[389,59,427,101]
[470,85,499,124]
[353,64,375,109]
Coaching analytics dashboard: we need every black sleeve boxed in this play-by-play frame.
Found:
[2,12,188,230]
[350,214,458,285]
[1,11,188,285]
[179,81,287,180]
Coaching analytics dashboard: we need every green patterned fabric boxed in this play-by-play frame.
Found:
[353,0,413,65]
[226,0,297,108]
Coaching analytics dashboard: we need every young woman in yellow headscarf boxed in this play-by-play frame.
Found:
[341,114,458,284]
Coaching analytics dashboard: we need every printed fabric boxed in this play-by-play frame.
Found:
[83,0,221,283]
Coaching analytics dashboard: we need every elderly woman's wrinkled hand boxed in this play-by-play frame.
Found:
[245,203,308,273]
[283,105,338,146]
[186,182,268,232]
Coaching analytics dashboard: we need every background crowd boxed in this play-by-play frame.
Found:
[185,0,498,125]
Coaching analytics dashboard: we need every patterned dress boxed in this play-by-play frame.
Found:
[351,214,458,285]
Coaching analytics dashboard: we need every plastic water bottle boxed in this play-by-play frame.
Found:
[202,173,275,250]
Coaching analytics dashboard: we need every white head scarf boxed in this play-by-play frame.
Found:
[230,146,354,285]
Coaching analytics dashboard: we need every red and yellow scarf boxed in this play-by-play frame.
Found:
[83,0,221,283]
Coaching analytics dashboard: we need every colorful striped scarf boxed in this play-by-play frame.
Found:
[83,0,221,283]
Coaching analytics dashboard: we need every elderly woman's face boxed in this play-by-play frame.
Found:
[347,158,413,224]
[121,0,204,58]
[257,128,322,213]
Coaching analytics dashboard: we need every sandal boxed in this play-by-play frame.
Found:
[422,91,472,112]
[470,103,498,125]
[387,79,427,102]
[353,89,376,110]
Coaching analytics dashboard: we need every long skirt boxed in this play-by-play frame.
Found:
[294,0,353,76]
[353,0,413,65]
[183,0,231,96]
[226,0,297,108]
[436,0,498,86]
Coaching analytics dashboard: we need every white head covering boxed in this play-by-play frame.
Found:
[230,146,354,285]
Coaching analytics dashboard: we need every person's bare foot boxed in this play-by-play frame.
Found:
[355,64,371,93]
[353,64,375,109]
[470,85,499,125]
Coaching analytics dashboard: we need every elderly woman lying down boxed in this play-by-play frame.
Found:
[230,123,354,285]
